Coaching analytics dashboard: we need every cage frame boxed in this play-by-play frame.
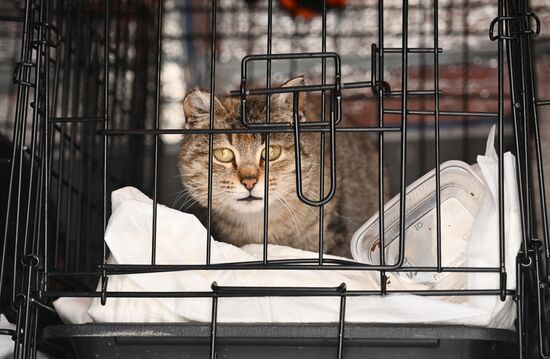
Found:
[1,0,549,357]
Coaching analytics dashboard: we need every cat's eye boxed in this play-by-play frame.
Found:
[213,148,235,163]
[261,145,282,161]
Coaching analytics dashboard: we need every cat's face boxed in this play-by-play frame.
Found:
[178,77,316,214]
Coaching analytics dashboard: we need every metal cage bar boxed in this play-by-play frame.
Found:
[1,0,550,357]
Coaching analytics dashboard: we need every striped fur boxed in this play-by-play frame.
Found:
[178,77,384,258]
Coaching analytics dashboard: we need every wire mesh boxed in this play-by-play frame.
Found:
[1,0,550,357]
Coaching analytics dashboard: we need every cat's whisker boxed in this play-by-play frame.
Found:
[297,187,362,220]
[172,191,186,207]
[276,198,306,241]
[176,189,226,211]
[283,195,320,222]
[276,189,319,218]
[172,187,197,207]
[277,198,303,242]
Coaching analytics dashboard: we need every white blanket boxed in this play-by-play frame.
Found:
[54,127,521,329]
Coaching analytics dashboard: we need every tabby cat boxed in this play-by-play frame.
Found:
[178,76,383,258]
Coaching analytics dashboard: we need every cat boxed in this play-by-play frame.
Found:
[178,76,384,258]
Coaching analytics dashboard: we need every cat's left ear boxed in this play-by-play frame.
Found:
[272,76,307,121]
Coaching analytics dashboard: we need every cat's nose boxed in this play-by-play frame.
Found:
[241,177,257,191]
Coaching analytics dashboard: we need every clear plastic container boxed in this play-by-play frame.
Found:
[350,160,485,290]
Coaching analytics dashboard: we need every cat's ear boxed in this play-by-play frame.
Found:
[183,89,226,128]
[272,76,307,121]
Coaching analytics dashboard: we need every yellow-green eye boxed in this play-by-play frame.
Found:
[261,145,282,161]
[213,148,235,163]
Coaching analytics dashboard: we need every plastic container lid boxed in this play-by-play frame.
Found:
[350,160,485,289]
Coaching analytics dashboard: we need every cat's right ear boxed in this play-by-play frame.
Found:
[183,89,226,128]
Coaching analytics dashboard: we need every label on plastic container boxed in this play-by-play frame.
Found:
[386,197,471,299]
[351,161,484,298]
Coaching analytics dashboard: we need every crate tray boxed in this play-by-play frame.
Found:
[43,323,518,358]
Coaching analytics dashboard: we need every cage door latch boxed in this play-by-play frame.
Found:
[489,12,541,41]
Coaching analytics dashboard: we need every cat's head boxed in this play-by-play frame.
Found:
[178,76,317,214]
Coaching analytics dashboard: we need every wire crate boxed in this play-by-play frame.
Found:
[1,0,550,357]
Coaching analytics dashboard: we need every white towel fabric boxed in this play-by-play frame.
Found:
[53,126,521,329]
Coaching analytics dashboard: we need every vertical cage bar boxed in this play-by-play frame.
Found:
[433,0,442,272]
[396,0,409,268]
[318,0,327,264]
[4,0,34,305]
[377,0,387,292]
[20,256,35,358]
[520,18,534,274]
[461,0,470,162]
[210,282,219,359]
[515,255,525,359]
[206,0,218,265]
[535,250,550,357]
[13,306,23,358]
[504,0,530,265]
[262,0,273,264]
[13,305,23,358]
[337,283,347,359]
[23,0,48,352]
[497,0,507,301]
[50,1,62,269]
[30,305,39,359]
[101,0,110,304]
[521,4,550,273]
[43,0,51,292]
[151,0,163,265]
[22,13,44,263]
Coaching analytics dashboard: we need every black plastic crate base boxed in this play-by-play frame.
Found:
[43,323,518,359]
